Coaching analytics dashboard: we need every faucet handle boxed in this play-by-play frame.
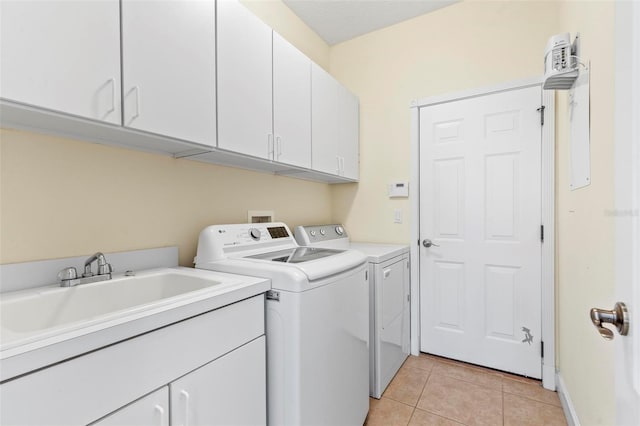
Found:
[98,262,113,275]
[58,267,78,283]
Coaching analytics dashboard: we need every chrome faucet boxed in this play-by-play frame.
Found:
[58,252,113,287]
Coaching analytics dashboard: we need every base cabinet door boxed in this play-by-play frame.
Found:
[170,336,266,426]
[0,0,121,124]
[91,387,169,426]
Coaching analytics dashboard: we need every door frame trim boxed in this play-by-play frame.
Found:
[614,0,640,421]
[409,77,556,390]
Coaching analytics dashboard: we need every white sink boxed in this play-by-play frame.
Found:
[2,272,220,337]
[0,267,270,381]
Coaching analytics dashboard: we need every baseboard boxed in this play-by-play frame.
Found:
[556,372,581,426]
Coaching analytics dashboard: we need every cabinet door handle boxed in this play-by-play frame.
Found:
[131,86,140,120]
[154,404,166,426]
[180,390,190,426]
[128,85,141,121]
[340,157,345,175]
[383,268,391,279]
[276,136,282,158]
[268,134,274,159]
[336,156,341,175]
[106,78,116,115]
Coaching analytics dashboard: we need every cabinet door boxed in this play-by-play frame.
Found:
[217,0,272,159]
[0,0,121,124]
[311,63,341,175]
[339,86,360,179]
[92,387,169,426]
[121,0,216,146]
[273,33,311,168]
[170,336,266,426]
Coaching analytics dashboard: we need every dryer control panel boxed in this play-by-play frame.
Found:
[294,224,350,245]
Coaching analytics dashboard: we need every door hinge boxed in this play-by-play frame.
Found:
[541,341,545,358]
[537,105,546,126]
[540,225,544,243]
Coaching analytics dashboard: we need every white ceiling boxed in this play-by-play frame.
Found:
[282,0,460,46]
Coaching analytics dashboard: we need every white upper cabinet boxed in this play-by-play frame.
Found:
[0,0,121,124]
[311,64,360,179]
[121,0,216,147]
[273,33,312,169]
[217,0,273,159]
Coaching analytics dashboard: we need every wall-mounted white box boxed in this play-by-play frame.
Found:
[388,182,409,198]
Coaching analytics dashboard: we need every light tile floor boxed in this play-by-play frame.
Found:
[365,353,567,426]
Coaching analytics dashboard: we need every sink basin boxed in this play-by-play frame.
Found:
[1,272,220,337]
[0,266,270,383]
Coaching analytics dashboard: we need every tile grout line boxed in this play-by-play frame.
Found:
[412,366,469,425]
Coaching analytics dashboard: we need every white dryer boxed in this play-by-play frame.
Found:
[195,222,369,426]
[295,224,410,399]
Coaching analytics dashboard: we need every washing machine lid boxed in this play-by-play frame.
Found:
[246,247,344,263]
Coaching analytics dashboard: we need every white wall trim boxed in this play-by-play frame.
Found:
[409,77,556,389]
[541,89,556,390]
[557,372,581,426]
[409,102,421,355]
[414,76,542,109]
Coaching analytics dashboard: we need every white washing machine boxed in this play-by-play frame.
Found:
[295,224,410,399]
[194,222,369,426]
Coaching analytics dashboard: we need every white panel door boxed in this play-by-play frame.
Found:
[311,63,341,175]
[217,0,273,159]
[121,0,216,146]
[273,32,311,168]
[91,387,169,426]
[0,0,121,124]
[419,86,542,378]
[170,336,266,426]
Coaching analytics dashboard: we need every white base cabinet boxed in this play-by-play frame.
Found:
[0,295,266,426]
[170,337,266,426]
[92,387,170,426]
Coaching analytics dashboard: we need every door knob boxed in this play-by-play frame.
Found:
[422,239,440,248]
[590,302,629,340]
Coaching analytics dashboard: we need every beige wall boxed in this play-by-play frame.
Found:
[0,0,332,267]
[329,0,561,243]
[241,0,330,71]
[555,1,616,424]
[0,129,332,266]
[329,0,616,424]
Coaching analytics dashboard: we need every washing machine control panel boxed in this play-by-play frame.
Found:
[203,223,295,248]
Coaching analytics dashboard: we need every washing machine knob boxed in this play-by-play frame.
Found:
[335,226,344,235]
[249,228,261,241]
[319,228,326,236]
[310,230,317,237]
